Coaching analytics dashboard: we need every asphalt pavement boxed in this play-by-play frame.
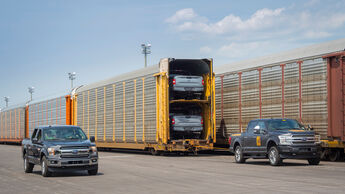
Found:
[0,144,344,194]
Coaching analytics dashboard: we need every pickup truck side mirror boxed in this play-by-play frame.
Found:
[32,138,38,144]
[253,129,260,134]
[90,136,96,143]
[308,124,314,130]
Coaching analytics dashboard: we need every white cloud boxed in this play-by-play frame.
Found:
[167,8,284,34]
[165,3,345,63]
[200,46,212,54]
[165,8,198,24]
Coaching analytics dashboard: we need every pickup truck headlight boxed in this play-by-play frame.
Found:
[278,134,293,145]
[90,146,97,154]
[48,147,56,156]
[314,134,321,144]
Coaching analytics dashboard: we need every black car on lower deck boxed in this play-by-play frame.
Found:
[229,119,321,166]
[22,125,98,177]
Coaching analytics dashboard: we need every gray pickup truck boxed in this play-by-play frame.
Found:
[22,125,98,177]
[169,71,204,100]
[229,119,321,166]
[170,103,203,139]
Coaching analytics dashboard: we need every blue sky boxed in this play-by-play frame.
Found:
[1,0,345,108]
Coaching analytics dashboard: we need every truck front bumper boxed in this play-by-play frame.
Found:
[278,145,321,159]
[46,156,98,170]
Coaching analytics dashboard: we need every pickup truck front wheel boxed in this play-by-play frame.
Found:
[308,158,320,165]
[24,154,34,173]
[234,146,245,163]
[88,165,98,175]
[268,146,282,166]
[41,156,52,177]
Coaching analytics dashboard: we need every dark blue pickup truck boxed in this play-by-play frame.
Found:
[22,125,98,177]
[229,119,321,166]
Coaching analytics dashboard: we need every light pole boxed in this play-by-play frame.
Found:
[68,72,76,89]
[4,96,9,108]
[28,86,34,101]
[141,43,151,68]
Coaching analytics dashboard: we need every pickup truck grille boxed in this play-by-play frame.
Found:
[61,154,90,158]
[59,146,90,158]
[60,146,89,150]
[291,135,315,145]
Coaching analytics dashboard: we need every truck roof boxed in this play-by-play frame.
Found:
[36,125,81,129]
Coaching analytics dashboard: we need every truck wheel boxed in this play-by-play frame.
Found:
[24,154,34,173]
[88,165,98,175]
[308,158,320,165]
[234,146,245,163]
[41,156,52,177]
[268,146,282,166]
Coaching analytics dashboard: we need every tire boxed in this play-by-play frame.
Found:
[234,146,245,163]
[24,154,34,173]
[150,149,161,156]
[308,157,320,165]
[268,146,282,166]
[88,165,98,175]
[41,156,52,177]
[329,150,340,162]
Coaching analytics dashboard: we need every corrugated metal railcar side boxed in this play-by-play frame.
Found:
[215,38,345,146]
[27,96,70,137]
[0,106,25,143]
[74,65,159,149]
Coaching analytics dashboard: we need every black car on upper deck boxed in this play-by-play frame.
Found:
[229,119,321,166]
[22,125,98,177]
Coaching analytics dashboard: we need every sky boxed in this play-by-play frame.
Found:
[1,0,345,108]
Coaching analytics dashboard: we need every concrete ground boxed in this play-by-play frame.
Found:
[0,144,344,194]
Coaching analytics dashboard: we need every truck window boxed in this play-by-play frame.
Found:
[31,129,38,139]
[256,121,267,131]
[247,121,257,134]
[36,130,42,141]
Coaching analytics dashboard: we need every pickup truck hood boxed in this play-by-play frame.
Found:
[271,129,315,136]
[44,140,92,147]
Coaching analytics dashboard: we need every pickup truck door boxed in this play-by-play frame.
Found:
[243,121,257,153]
[32,129,43,164]
[27,129,38,162]
[254,121,269,154]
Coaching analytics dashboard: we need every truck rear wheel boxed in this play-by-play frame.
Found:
[24,154,34,173]
[234,146,245,163]
[268,146,282,166]
[308,158,320,165]
[41,156,52,177]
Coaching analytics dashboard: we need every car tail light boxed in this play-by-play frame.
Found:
[172,79,176,85]
[202,79,204,85]
[171,118,175,125]
[201,118,203,125]
[228,136,231,145]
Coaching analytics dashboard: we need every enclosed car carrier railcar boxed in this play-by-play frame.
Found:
[72,58,215,153]
[214,38,345,161]
[0,105,25,143]
[27,95,72,137]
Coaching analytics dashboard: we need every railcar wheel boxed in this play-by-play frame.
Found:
[329,150,340,162]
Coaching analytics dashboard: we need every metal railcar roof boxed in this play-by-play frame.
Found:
[76,64,159,93]
[215,38,345,75]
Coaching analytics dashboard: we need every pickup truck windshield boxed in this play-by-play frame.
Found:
[267,119,306,131]
[43,127,87,141]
